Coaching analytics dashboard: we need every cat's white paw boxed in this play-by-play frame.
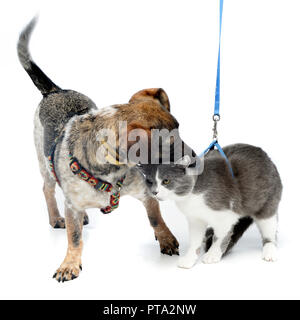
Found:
[202,250,222,264]
[177,255,197,269]
[262,242,277,262]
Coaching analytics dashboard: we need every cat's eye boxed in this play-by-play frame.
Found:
[162,179,170,185]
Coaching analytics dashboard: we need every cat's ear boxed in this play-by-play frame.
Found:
[175,155,191,167]
[186,156,204,176]
[176,155,204,175]
[129,88,171,112]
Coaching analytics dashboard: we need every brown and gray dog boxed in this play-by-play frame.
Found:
[18,18,180,282]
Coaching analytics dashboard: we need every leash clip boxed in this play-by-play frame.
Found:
[212,114,220,140]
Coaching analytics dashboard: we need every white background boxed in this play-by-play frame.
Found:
[0,0,299,299]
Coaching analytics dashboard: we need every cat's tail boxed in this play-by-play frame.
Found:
[17,17,61,96]
[204,216,253,255]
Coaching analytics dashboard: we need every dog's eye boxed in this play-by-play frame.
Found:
[162,179,170,185]
[146,178,153,186]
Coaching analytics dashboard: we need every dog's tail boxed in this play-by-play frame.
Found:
[205,216,253,255]
[17,17,61,96]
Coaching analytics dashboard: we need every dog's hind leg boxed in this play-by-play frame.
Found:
[43,176,65,228]
[34,110,66,228]
[34,114,89,227]
[143,197,179,256]
[53,204,84,282]
[35,144,65,228]
[39,157,89,228]
[43,175,89,228]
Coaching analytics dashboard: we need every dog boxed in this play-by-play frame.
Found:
[18,18,180,282]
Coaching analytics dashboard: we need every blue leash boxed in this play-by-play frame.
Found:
[199,140,234,177]
[200,0,234,178]
[214,0,223,118]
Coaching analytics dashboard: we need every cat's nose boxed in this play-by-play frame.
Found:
[152,191,158,196]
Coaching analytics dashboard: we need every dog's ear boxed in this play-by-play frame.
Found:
[129,88,171,112]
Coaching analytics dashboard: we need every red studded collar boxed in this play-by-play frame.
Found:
[68,154,125,214]
[48,144,125,214]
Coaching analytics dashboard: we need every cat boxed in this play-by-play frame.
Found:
[138,143,282,268]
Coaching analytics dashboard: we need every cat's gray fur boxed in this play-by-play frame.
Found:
[138,143,282,266]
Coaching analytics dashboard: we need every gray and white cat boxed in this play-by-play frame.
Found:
[138,143,282,268]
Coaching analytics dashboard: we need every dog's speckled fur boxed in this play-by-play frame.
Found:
[19,18,179,282]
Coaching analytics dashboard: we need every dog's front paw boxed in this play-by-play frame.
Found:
[177,255,197,269]
[50,217,65,229]
[156,230,179,256]
[53,262,82,282]
[202,250,222,264]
